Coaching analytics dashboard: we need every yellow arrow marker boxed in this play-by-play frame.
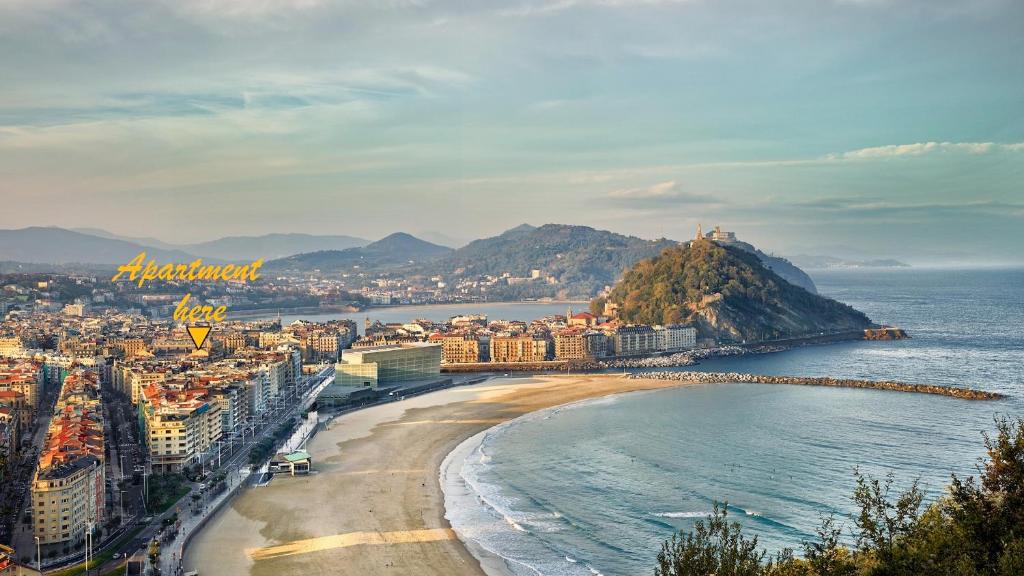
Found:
[186,325,211,350]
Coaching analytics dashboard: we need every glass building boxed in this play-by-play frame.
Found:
[333,343,442,389]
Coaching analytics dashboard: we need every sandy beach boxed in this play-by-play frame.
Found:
[184,374,704,576]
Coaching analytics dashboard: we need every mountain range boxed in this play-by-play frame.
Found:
[0,225,824,302]
[74,228,367,261]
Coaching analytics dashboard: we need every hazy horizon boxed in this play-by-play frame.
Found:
[1,0,1022,264]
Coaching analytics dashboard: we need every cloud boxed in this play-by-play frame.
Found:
[605,180,720,207]
[767,197,1024,219]
[499,0,693,17]
[825,141,1022,160]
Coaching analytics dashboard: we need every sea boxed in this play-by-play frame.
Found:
[441,268,1024,576]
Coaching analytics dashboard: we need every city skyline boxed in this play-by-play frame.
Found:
[1,0,1023,264]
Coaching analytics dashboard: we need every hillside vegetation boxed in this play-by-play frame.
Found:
[604,240,871,342]
[429,224,677,299]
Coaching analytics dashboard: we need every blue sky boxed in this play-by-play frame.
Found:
[0,0,1021,263]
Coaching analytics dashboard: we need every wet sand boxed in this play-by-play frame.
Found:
[184,374,703,576]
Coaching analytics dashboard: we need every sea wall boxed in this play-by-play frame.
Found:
[630,371,1005,400]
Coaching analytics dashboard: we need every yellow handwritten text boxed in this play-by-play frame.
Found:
[173,294,227,323]
[111,252,263,289]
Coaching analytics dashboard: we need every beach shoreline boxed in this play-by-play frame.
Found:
[183,374,709,576]
[183,372,999,576]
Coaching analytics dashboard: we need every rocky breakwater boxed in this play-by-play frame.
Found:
[629,371,1006,400]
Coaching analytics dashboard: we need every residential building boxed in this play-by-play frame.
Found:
[654,325,697,351]
[430,334,482,363]
[140,386,222,473]
[490,335,549,363]
[553,329,608,360]
[613,325,658,356]
[32,370,105,547]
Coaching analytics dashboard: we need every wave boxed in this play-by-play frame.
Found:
[652,511,712,519]
[441,400,622,576]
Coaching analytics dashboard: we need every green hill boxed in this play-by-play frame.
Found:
[431,224,677,299]
[603,239,872,342]
[265,232,452,273]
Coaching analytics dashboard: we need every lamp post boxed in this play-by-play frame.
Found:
[85,520,94,576]
[35,535,41,574]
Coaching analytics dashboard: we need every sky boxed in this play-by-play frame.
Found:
[0,0,1022,264]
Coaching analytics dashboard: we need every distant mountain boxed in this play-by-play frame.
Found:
[792,254,910,270]
[266,232,452,273]
[182,233,367,261]
[428,224,677,299]
[73,228,368,261]
[0,227,204,266]
[72,227,179,251]
[603,240,872,343]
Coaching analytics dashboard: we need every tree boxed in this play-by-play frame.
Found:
[851,469,923,572]
[802,515,855,576]
[655,503,771,576]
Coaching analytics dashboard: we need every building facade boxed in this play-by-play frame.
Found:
[490,336,549,363]
[431,334,482,364]
[32,370,105,547]
[613,325,658,356]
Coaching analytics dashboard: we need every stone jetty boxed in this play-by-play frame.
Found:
[629,371,1005,400]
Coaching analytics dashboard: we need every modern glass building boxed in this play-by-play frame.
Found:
[333,343,442,389]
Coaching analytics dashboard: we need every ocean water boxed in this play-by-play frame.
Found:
[443,268,1024,576]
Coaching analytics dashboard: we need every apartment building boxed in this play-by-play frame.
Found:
[32,370,105,547]
[553,330,608,360]
[0,359,43,412]
[612,325,659,356]
[140,386,222,473]
[655,325,697,351]
[430,334,482,364]
[490,335,549,363]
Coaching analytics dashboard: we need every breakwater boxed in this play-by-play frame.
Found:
[629,371,1005,400]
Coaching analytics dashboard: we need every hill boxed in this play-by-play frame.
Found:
[603,239,872,342]
[429,224,678,299]
[266,232,451,273]
[0,227,205,266]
